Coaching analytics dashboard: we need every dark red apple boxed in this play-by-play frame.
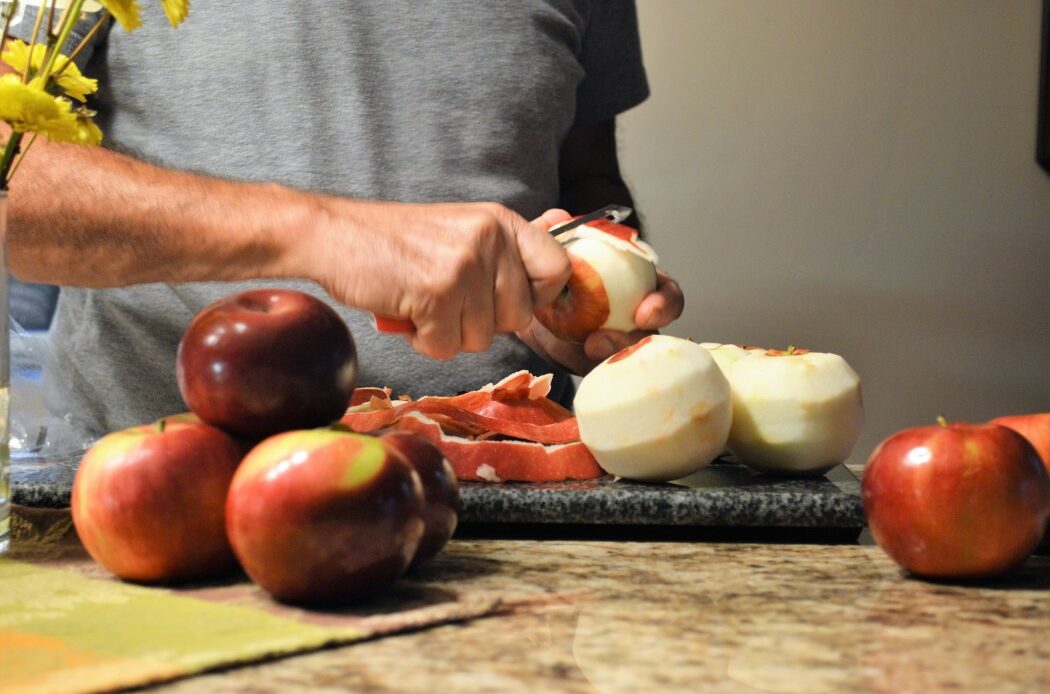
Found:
[381,431,459,566]
[226,428,424,604]
[989,413,1050,552]
[535,221,657,343]
[862,418,1050,580]
[177,289,357,439]
[71,414,243,583]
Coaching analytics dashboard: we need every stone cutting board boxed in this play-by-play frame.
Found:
[457,458,864,533]
[12,455,865,539]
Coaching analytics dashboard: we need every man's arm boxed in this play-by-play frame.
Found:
[1,118,570,361]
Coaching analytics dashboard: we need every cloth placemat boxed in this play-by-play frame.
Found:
[2,506,561,694]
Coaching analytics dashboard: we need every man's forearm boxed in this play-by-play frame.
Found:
[7,137,313,287]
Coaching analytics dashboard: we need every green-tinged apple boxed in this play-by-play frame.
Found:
[535,219,657,343]
[380,431,460,566]
[226,428,425,604]
[574,335,732,481]
[989,413,1050,552]
[698,342,765,375]
[72,414,243,583]
[863,418,1050,580]
[177,289,357,439]
[725,346,863,476]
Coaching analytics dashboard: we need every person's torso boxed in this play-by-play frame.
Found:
[48,1,597,438]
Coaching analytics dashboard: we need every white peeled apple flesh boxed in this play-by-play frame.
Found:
[725,348,863,476]
[535,220,658,343]
[574,335,732,481]
[699,343,765,375]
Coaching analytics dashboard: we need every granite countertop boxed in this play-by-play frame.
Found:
[148,535,1050,693]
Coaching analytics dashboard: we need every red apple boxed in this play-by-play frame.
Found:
[177,289,357,440]
[862,418,1050,580]
[71,414,243,583]
[989,413,1050,552]
[380,431,460,566]
[226,428,425,604]
[535,219,657,343]
[988,414,1050,467]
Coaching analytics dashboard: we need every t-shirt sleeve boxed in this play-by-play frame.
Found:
[6,4,109,68]
[574,0,650,126]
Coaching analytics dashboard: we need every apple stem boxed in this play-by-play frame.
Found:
[936,415,948,428]
[787,344,797,355]
[157,418,167,433]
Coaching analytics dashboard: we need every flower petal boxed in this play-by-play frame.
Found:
[159,0,189,27]
[98,0,143,31]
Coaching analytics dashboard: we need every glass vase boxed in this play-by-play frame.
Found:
[0,191,9,554]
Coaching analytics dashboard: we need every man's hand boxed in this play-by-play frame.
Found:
[516,209,685,375]
[302,200,572,360]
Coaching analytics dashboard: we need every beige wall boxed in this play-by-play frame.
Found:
[619,0,1050,465]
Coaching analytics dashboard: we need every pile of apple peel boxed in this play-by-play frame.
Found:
[341,371,604,483]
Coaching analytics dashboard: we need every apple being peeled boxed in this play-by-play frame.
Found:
[862,418,1050,580]
[177,289,357,440]
[574,335,732,481]
[725,347,863,476]
[226,428,424,605]
[72,414,242,583]
[535,219,657,343]
[381,431,460,567]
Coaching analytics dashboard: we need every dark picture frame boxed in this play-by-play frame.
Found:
[1039,0,1050,173]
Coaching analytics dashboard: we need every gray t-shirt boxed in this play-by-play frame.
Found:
[15,1,648,440]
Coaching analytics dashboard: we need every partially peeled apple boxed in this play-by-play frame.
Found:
[725,347,863,476]
[535,219,658,342]
[574,335,732,481]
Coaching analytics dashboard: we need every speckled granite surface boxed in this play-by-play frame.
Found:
[148,538,1050,693]
[13,456,864,532]
[459,460,863,529]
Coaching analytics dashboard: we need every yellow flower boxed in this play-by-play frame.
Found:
[160,0,189,27]
[1,40,98,102]
[97,0,189,32]
[72,107,104,146]
[98,0,142,31]
[0,75,80,142]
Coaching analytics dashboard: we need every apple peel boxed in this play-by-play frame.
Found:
[340,371,604,482]
[396,411,603,483]
[341,371,581,444]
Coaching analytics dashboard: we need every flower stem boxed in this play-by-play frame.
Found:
[0,131,24,190]
[38,0,85,82]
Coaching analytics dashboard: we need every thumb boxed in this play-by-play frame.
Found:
[516,211,573,308]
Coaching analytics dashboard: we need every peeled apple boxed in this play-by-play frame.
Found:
[725,347,863,475]
[699,342,764,375]
[574,335,732,481]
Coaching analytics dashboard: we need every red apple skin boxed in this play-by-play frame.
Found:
[862,420,1050,580]
[380,432,460,567]
[177,289,357,440]
[534,253,609,343]
[226,429,425,605]
[989,413,1050,552]
[72,415,243,584]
